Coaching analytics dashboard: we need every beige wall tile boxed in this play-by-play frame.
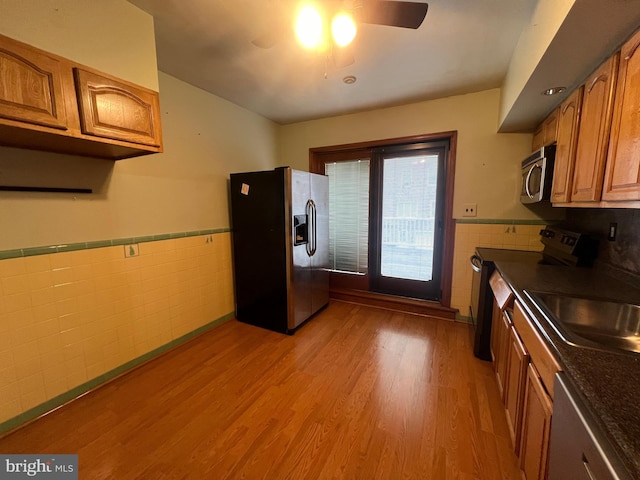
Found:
[0,258,26,278]
[0,232,235,428]
[24,255,52,274]
[451,222,542,315]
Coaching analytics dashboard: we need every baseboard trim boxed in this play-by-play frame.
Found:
[330,288,458,320]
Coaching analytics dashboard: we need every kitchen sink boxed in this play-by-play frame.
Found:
[524,290,640,355]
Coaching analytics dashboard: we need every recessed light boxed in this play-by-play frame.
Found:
[343,75,356,85]
[542,86,566,96]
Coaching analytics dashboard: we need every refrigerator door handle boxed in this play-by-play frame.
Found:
[306,199,317,257]
[305,199,312,256]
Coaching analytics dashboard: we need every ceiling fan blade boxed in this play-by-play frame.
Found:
[361,1,428,29]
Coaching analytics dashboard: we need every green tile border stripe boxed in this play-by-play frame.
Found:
[0,312,235,436]
[0,228,232,260]
[455,218,548,225]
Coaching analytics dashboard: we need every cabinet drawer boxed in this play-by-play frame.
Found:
[513,301,561,398]
[490,271,514,310]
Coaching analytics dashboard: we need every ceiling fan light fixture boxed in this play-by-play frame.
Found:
[296,4,323,48]
[332,13,357,47]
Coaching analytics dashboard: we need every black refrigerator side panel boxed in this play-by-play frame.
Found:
[230,170,288,333]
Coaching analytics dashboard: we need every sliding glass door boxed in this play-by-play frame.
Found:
[313,138,450,302]
[369,143,447,300]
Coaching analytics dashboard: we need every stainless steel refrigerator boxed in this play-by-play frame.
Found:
[229,167,329,334]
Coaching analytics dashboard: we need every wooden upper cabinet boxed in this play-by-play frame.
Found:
[0,33,162,159]
[542,108,559,147]
[531,108,559,152]
[602,29,640,201]
[0,35,67,130]
[571,53,619,202]
[74,68,162,148]
[551,87,583,203]
[531,124,544,152]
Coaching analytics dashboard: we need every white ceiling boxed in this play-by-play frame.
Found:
[129,0,640,129]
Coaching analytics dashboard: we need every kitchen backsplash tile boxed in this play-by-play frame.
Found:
[452,221,544,319]
[0,231,234,433]
[563,208,640,276]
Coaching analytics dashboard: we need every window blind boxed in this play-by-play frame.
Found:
[325,160,370,274]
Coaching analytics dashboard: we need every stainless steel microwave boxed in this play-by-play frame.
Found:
[520,145,555,204]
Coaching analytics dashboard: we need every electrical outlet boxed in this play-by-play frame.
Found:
[124,243,139,258]
[608,222,617,241]
[463,203,477,217]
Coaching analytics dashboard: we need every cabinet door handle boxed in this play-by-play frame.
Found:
[624,39,640,61]
[587,74,607,94]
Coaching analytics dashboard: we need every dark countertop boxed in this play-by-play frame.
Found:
[493,260,640,479]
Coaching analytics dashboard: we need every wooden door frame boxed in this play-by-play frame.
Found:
[309,131,457,308]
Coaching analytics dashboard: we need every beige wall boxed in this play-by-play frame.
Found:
[0,0,158,90]
[0,70,277,249]
[0,0,277,433]
[0,74,277,253]
[277,88,561,221]
[0,1,278,251]
[277,88,562,318]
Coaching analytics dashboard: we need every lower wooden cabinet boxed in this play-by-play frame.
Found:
[492,304,512,400]
[504,326,530,452]
[520,363,553,480]
[490,276,559,480]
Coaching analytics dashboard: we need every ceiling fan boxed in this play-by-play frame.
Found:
[251,1,429,68]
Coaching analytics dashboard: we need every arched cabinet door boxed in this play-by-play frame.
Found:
[571,53,619,202]
[550,86,583,203]
[0,36,68,130]
[74,68,162,148]
[603,28,640,201]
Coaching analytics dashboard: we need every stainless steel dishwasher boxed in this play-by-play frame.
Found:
[548,373,633,480]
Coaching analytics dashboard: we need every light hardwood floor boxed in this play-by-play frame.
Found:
[0,301,522,479]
